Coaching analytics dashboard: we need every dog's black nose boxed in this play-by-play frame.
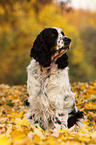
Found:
[63,37,71,43]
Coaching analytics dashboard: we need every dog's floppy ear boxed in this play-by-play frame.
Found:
[56,53,68,69]
[30,31,51,67]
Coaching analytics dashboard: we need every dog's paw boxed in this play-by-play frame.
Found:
[54,116,67,130]
[68,111,84,128]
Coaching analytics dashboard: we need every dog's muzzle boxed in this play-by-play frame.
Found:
[51,36,71,61]
[57,37,71,53]
[63,37,71,49]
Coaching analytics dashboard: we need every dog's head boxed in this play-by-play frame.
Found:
[30,27,71,68]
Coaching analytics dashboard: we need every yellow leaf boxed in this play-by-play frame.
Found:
[11,130,26,140]
[0,135,11,145]
[22,116,29,127]
[8,111,24,118]
[14,118,22,130]
[85,102,96,110]
[45,136,56,145]
[34,127,44,139]
[14,116,29,130]
[82,85,86,90]
[33,134,42,143]
[7,118,15,123]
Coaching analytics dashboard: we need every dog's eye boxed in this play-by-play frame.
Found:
[51,33,56,37]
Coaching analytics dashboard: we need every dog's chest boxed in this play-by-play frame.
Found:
[27,60,70,108]
[41,67,70,107]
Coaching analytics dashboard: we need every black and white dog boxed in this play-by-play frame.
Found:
[26,27,84,130]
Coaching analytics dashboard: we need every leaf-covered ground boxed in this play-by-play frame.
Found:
[0,81,96,145]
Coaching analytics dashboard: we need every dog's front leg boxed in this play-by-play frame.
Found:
[54,110,68,130]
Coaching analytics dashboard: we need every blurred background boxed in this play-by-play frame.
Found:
[0,0,96,85]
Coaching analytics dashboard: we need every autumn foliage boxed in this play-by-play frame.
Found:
[0,0,96,85]
[0,80,96,145]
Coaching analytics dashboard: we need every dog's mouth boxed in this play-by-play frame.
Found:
[51,43,71,61]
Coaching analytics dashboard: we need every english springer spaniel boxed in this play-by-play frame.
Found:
[26,27,84,130]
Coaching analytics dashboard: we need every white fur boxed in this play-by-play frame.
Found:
[52,27,65,50]
[26,59,76,129]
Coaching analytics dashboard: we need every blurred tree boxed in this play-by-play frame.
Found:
[27,0,52,13]
[68,25,96,82]
[80,26,96,64]
[64,10,96,82]
[80,26,96,81]
[0,0,95,84]
[54,0,71,12]
[0,0,42,84]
